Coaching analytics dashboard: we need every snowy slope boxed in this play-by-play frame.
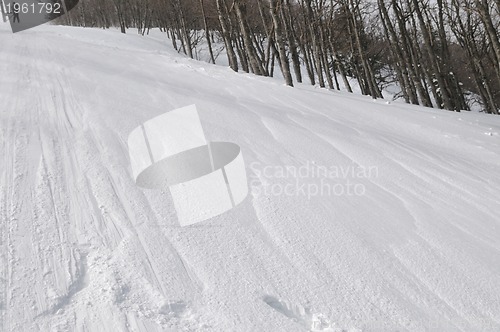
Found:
[1,22,500,332]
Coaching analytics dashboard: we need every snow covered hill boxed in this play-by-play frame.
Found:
[1,23,500,332]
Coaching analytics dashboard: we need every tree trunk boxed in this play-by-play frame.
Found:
[216,0,238,71]
[269,0,294,86]
[200,0,216,64]
[234,0,265,75]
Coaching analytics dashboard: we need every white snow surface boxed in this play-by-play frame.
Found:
[1,23,500,332]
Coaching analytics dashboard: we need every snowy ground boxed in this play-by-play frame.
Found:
[1,23,500,332]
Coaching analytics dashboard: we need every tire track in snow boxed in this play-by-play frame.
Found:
[1,40,48,330]
[85,122,205,295]
[1,34,98,330]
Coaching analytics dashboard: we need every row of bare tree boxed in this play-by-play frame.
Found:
[58,0,500,114]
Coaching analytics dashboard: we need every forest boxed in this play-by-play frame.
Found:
[57,0,500,114]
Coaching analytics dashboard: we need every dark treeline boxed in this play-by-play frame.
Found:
[57,0,500,114]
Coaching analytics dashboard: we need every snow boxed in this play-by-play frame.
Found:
[1,22,500,332]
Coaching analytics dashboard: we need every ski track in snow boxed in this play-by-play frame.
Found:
[1,24,500,331]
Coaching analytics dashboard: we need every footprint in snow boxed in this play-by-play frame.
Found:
[263,295,349,331]
[159,300,188,317]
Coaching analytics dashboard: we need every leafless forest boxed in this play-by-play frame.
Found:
[57,0,500,114]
